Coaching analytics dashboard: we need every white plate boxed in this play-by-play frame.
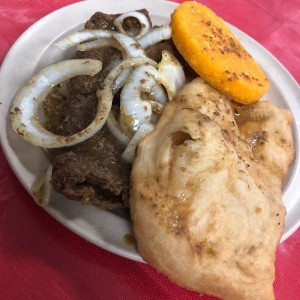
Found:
[0,0,300,263]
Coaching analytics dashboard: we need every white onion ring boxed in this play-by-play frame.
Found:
[54,30,114,50]
[156,50,186,99]
[11,59,104,148]
[135,51,185,100]
[106,112,131,145]
[138,26,172,49]
[151,84,168,104]
[121,123,154,163]
[113,32,146,58]
[102,57,158,143]
[77,33,147,96]
[118,51,184,137]
[106,58,123,70]
[77,37,123,53]
[119,51,184,125]
[113,11,151,38]
[120,64,160,133]
[105,58,132,95]
[31,164,53,207]
[112,67,133,95]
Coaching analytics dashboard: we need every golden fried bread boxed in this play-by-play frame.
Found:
[130,78,294,300]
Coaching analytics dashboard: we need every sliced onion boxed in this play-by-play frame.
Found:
[156,50,185,99]
[77,37,123,53]
[102,57,158,143]
[120,64,159,133]
[11,59,104,148]
[151,84,168,104]
[112,67,132,95]
[78,33,147,95]
[113,11,151,39]
[120,51,184,104]
[105,58,133,95]
[31,164,53,207]
[138,26,172,49]
[106,111,131,145]
[113,32,146,58]
[99,55,158,98]
[54,30,113,49]
[119,51,185,135]
[106,58,123,70]
[121,123,154,163]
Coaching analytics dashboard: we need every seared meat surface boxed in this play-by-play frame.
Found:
[46,11,153,208]
[51,126,131,209]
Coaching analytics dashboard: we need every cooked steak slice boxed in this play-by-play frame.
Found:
[51,125,131,208]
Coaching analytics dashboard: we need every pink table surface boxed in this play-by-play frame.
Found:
[0,0,299,299]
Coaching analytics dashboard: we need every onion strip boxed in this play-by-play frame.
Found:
[54,30,114,50]
[120,64,160,133]
[11,59,104,148]
[113,32,146,58]
[157,50,186,99]
[151,84,168,104]
[113,11,151,38]
[77,37,123,53]
[118,51,184,135]
[121,123,154,163]
[31,164,53,207]
[112,68,132,95]
[102,57,158,142]
[106,112,131,145]
[138,26,172,49]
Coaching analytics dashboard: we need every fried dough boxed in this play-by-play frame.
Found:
[129,78,294,300]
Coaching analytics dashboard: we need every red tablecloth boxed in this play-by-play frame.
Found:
[0,1,299,299]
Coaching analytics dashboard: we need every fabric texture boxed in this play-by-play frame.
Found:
[0,0,299,299]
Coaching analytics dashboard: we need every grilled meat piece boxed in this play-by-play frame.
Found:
[51,125,131,209]
[45,10,192,209]
[47,11,152,208]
